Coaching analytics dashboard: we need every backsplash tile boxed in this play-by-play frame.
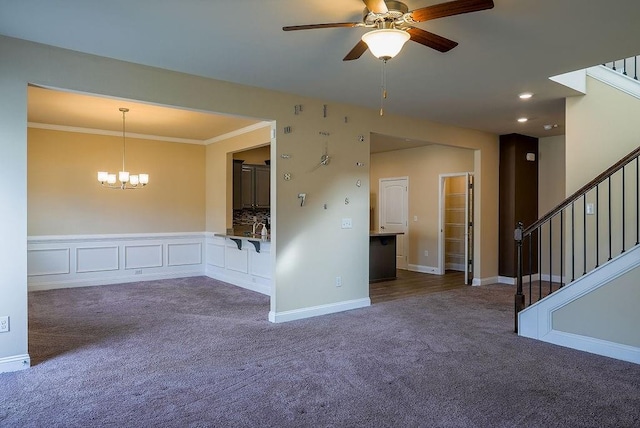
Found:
[233,208,270,228]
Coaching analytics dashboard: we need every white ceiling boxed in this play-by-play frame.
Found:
[4,0,640,142]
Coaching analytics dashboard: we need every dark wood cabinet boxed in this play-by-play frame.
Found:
[254,166,270,208]
[236,163,270,209]
[233,160,244,210]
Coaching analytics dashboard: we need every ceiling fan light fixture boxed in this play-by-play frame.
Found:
[361,28,410,60]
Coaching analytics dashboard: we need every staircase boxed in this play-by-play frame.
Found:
[515,60,640,364]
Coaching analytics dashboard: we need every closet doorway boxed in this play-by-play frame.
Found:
[439,173,474,285]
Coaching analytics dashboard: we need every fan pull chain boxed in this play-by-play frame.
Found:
[380,59,388,116]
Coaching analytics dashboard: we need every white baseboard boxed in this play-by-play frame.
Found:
[472,276,501,286]
[29,269,204,291]
[0,354,30,374]
[407,264,440,275]
[543,330,640,365]
[206,270,270,296]
[540,273,567,284]
[498,276,516,285]
[268,298,371,323]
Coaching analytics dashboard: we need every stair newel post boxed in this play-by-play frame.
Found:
[514,221,525,333]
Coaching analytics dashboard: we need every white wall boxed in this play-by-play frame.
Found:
[0,36,499,372]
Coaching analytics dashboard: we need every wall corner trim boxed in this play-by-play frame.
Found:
[0,354,31,374]
[407,264,440,275]
[268,298,371,323]
[472,276,502,286]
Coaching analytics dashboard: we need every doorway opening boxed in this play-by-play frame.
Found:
[439,173,474,285]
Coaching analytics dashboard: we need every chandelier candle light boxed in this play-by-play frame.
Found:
[97,107,149,189]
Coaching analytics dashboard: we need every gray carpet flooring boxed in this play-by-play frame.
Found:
[1,276,639,427]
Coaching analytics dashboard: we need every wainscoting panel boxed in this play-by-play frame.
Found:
[124,244,163,270]
[76,246,119,273]
[250,250,272,279]
[225,245,249,273]
[28,233,205,291]
[168,243,202,266]
[27,248,70,276]
[206,241,225,268]
[205,233,271,296]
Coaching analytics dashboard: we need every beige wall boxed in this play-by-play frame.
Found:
[0,36,499,363]
[566,76,640,194]
[552,264,640,347]
[538,136,566,214]
[538,136,566,277]
[28,128,206,235]
[565,76,640,275]
[370,144,474,269]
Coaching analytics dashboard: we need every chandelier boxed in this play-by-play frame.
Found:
[97,107,149,189]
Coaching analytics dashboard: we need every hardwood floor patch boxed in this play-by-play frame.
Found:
[370,270,466,304]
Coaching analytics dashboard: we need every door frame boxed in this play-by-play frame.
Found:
[378,176,409,270]
[438,172,474,282]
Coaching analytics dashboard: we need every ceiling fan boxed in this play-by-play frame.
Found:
[283,0,494,61]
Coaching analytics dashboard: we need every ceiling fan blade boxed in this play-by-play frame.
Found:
[362,0,388,14]
[343,40,369,61]
[410,0,494,22]
[283,22,361,31]
[407,27,458,52]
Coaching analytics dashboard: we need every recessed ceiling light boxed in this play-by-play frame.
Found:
[519,92,533,99]
[517,117,528,123]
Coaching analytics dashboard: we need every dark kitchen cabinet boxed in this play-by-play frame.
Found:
[233,160,244,210]
[237,164,270,209]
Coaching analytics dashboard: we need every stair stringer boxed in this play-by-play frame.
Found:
[518,245,640,364]
[551,64,640,100]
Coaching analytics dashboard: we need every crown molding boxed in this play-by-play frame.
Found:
[204,121,272,145]
[28,122,205,145]
[28,120,273,146]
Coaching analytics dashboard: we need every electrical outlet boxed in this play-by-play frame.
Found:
[341,218,352,229]
[0,316,9,333]
[135,269,143,275]
[335,276,342,287]
[424,250,429,257]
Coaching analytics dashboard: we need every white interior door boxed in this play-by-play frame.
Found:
[379,177,408,270]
